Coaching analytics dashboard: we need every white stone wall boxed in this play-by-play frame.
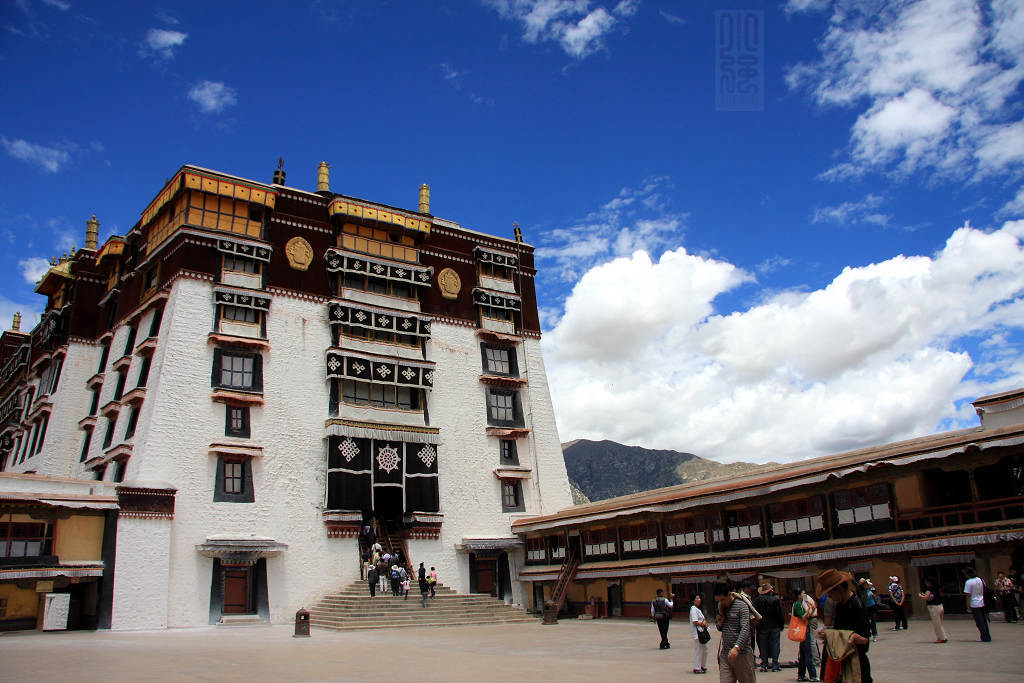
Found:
[111,516,172,630]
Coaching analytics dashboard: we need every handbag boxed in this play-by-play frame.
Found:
[696,624,711,644]
[787,615,808,642]
[822,655,842,683]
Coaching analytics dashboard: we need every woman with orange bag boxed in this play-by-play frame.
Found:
[791,588,819,682]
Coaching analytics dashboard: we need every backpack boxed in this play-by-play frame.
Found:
[652,597,672,620]
[982,580,997,611]
[731,591,762,627]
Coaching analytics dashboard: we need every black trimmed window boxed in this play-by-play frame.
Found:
[225,406,250,438]
[340,272,418,301]
[725,508,762,541]
[217,305,265,338]
[97,343,110,373]
[79,429,92,462]
[479,261,513,280]
[33,416,49,455]
[101,419,115,450]
[39,359,63,396]
[214,456,254,503]
[480,305,512,322]
[340,379,420,410]
[340,324,419,348]
[769,496,825,537]
[113,371,127,401]
[526,537,546,562]
[500,439,519,465]
[88,388,101,416]
[583,528,617,558]
[147,307,164,338]
[124,406,140,440]
[486,389,523,427]
[136,357,152,388]
[501,480,524,512]
[112,459,127,483]
[481,344,518,376]
[123,325,138,357]
[212,350,263,392]
[834,484,891,525]
[664,516,707,549]
[223,254,260,274]
[0,521,52,558]
[621,522,659,553]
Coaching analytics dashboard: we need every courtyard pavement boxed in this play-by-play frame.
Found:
[1,615,1022,682]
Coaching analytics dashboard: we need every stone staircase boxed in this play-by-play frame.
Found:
[309,580,538,631]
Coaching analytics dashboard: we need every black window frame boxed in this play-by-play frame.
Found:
[79,429,93,462]
[211,349,263,393]
[123,325,138,357]
[101,418,115,450]
[124,406,140,440]
[147,307,164,338]
[486,389,524,428]
[113,370,127,401]
[480,343,518,377]
[136,356,152,388]
[213,456,254,503]
[225,406,251,438]
[501,479,524,512]
[500,439,519,465]
[97,343,110,373]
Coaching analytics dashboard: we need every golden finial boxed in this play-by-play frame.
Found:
[419,184,430,214]
[12,312,21,331]
[85,215,99,250]
[513,222,523,242]
[317,161,330,193]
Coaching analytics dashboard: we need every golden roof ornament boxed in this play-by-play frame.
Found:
[419,184,430,214]
[317,161,330,193]
[12,312,21,331]
[86,215,99,250]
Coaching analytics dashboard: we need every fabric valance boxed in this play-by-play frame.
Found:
[473,247,518,269]
[324,249,433,286]
[217,238,272,262]
[472,288,522,311]
[325,420,441,445]
[326,351,434,389]
[327,302,431,337]
[214,288,271,310]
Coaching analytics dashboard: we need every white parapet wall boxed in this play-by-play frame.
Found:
[111,516,172,630]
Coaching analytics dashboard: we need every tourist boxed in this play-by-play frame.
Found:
[690,593,709,674]
[713,582,756,683]
[856,579,878,641]
[887,576,907,631]
[753,581,783,672]
[377,556,389,594]
[918,577,947,643]
[791,588,818,682]
[963,567,992,642]
[429,566,438,598]
[366,563,377,598]
[994,570,1018,623]
[419,568,430,608]
[390,565,401,596]
[816,569,872,683]
[650,587,674,650]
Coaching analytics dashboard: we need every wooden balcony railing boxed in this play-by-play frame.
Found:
[896,496,1024,531]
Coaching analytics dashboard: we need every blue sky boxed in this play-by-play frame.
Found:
[2,0,1023,463]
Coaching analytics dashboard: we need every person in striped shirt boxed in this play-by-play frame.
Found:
[714,582,757,683]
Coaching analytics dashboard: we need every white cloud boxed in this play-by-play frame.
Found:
[141,28,187,60]
[187,80,237,114]
[155,11,180,25]
[658,10,685,26]
[40,0,70,10]
[1,137,69,173]
[784,0,830,13]
[544,220,1024,463]
[812,193,891,227]
[787,0,1024,180]
[18,257,50,284]
[440,62,467,89]
[484,0,632,59]
[1000,186,1024,218]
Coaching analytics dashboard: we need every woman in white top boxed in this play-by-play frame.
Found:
[690,593,709,674]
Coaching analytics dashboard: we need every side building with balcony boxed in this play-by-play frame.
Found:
[0,161,572,629]
[514,389,1024,620]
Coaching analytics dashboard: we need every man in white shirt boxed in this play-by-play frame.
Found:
[963,566,992,642]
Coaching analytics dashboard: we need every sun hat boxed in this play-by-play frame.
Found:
[816,569,854,596]
[758,581,774,594]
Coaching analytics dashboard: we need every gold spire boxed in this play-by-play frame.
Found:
[513,221,523,242]
[86,215,99,250]
[419,184,430,214]
[317,161,330,193]
[12,312,21,331]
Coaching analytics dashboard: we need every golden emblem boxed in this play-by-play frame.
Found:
[285,236,314,271]
[438,267,461,300]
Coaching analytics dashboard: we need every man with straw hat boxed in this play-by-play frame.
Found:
[816,569,872,683]
[753,581,784,672]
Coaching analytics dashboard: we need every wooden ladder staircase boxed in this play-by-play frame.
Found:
[548,544,580,614]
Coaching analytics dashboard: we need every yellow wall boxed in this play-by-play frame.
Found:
[54,514,104,561]
[891,474,923,509]
[0,584,39,621]
[627,575,670,602]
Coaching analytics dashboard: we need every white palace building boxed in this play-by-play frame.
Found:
[0,161,572,630]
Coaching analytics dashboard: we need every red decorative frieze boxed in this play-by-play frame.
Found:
[325,524,361,538]
[407,526,441,540]
[116,485,176,520]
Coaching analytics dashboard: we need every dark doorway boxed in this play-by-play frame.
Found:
[373,486,404,524]
[469,553,496,595]
[497,552,512,603]
[918,562,971,614]
[222,565,254,614]
[608,583,623,617]
[533,583,545,612]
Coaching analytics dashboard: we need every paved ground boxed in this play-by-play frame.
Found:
[1,615,1022,682]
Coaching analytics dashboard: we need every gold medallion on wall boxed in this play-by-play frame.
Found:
[437,267,461,300]
[285,236,314,271]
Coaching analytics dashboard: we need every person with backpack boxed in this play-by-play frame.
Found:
[963,566,992,642]
[714,582,756,683]
[650,588,674,650]
[887,576,907,631]
[857,578,878,641]
[791,588,818,682]
[690,593,709,674]
[753,581,784,672]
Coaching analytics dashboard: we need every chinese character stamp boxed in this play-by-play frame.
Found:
[715,10,764,111]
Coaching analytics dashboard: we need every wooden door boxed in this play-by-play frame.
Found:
[476,560,496,595]
[222,566,252,614]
